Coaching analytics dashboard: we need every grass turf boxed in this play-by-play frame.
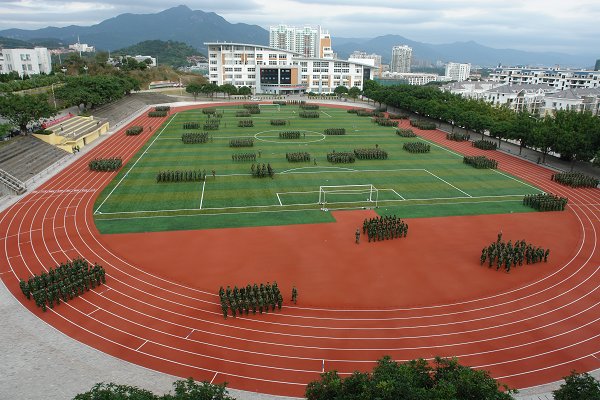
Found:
[94,105,542,234]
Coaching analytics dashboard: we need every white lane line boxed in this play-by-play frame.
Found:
[136,340,148,351]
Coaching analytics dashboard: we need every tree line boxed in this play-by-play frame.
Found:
[363,80,600,168]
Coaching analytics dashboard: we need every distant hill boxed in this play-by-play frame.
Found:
[0,36,35,48]
[113,40,203,67]
[0,5,268,53]
[335,34,591,68]
[0,6,592,68]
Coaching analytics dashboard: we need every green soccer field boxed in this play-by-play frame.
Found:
[93,104,543,234]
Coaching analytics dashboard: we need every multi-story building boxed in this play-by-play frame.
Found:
[380,71,450,86]
[269,25,333,59]
[205,42,375,94]
[390,45,412,73]
[441,81,505,100]
[68,42,95,53]
[595,59,600,71]
[542,88,600,116]
[348,51,382,77]
[489,67,600,89]
[445,62,471,82]
[0,47,52,77]
[132,55,157,67]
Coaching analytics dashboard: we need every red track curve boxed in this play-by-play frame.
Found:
[1,104,599,397]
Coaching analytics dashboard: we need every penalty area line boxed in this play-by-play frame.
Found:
[199,180,206,210]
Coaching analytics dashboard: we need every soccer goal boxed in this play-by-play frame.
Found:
[318,184,379,208]
[258,103,280,112]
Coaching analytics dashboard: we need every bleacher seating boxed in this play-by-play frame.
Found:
[0,136,69,183]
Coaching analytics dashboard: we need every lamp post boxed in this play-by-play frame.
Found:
[51,83,57,109]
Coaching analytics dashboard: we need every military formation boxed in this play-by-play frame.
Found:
[473,139,497,150]
[362,215,408,242]
[219,282,283,318]
[446,132,470,141]
[229,138,254,147]
[181,132,209,144]
[463,155,498,169]
[286,152,311,162]
[88,157,122,172]
[552,172,599,188]
[279,130,302,139]
[238,119,254,127]
[324,128,346,135]
[327,151,356,163]
[156,169,207,183]
[232,152,256,162]
[523,193,568,211]
[403,142,430,153]
[481,233,549,272]
[125,126,143,136]
[396,128,416,137]
[354,148,388,160]
[251,163,274,178]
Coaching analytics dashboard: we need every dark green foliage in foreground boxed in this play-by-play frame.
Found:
[553,371,600,400]
[306,356,515,400]
[73,378,236,400]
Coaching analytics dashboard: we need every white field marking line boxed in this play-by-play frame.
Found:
[87,308,100,316]
[94,194,527,219]
[424,169,472,197]
[320,110,333,117]
[0,271,10,274]
[279,167,423,175]
[276,192,282,206]
[50,248,74,254]
[210,372,218,384]
[0,228,41,241]
[390,188,405,200]
[186,329,195,339]
[492,168,544,192]
[136,340,148,351]
[199,180,206,210]
[93,114,177,214]
[592,353,600,361]
[97,287,111,295]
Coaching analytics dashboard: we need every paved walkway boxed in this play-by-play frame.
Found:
[0,95,597,399]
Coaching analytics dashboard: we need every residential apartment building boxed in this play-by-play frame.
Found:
[489,67,600,89]
[390,45,412,73]
[380,71,450,86]
[0,47,52,77]
[445,62,471,82]
[542,88,600,116]
[68,42,95,53]
[205,42,374,94]
[269,24,333,59]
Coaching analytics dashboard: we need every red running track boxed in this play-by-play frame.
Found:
[1,105,599,397]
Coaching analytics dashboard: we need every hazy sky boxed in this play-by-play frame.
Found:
[0,0,597,55]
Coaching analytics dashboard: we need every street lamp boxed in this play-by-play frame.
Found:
[51,83,57,109]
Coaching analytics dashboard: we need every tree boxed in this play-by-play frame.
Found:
[0,93,55,133]
[185,82,203,100]
[348,86,361,102]
[306,356,515,400]
[219,83,238,99]
[238,86,252,96]
[553,371,600,400]
[333,85,348,98]
[201,83,219,99]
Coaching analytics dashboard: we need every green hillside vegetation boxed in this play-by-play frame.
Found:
[0,36,34,48]
[113,40,204,68]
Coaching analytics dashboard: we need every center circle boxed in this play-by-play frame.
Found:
[254,129,326,144]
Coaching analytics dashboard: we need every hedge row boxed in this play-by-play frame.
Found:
[403,142,430,153]
[410,119,436,130]
[181,132,208,144]
[324,128,346,135]
[464,155,498,169]
[156,170,207,183]
[230,138,254,147]
[125,126,143,136]
[89,157,122,171]
[19,258,106,312]
[286,152,311,162]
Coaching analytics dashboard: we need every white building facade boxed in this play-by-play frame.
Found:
[269,25,333,59]
[0,47,52,77]
[381,71,450,86]
[542,88,600,116]
[489,67,600,89]
[68,42,95,53]
[390,45,412,73]
[445,62,471,82]
[205,42,375,94]
[349,51,382,77]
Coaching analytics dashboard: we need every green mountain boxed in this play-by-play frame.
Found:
[113,40,203,67]
[0,36,34,48]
